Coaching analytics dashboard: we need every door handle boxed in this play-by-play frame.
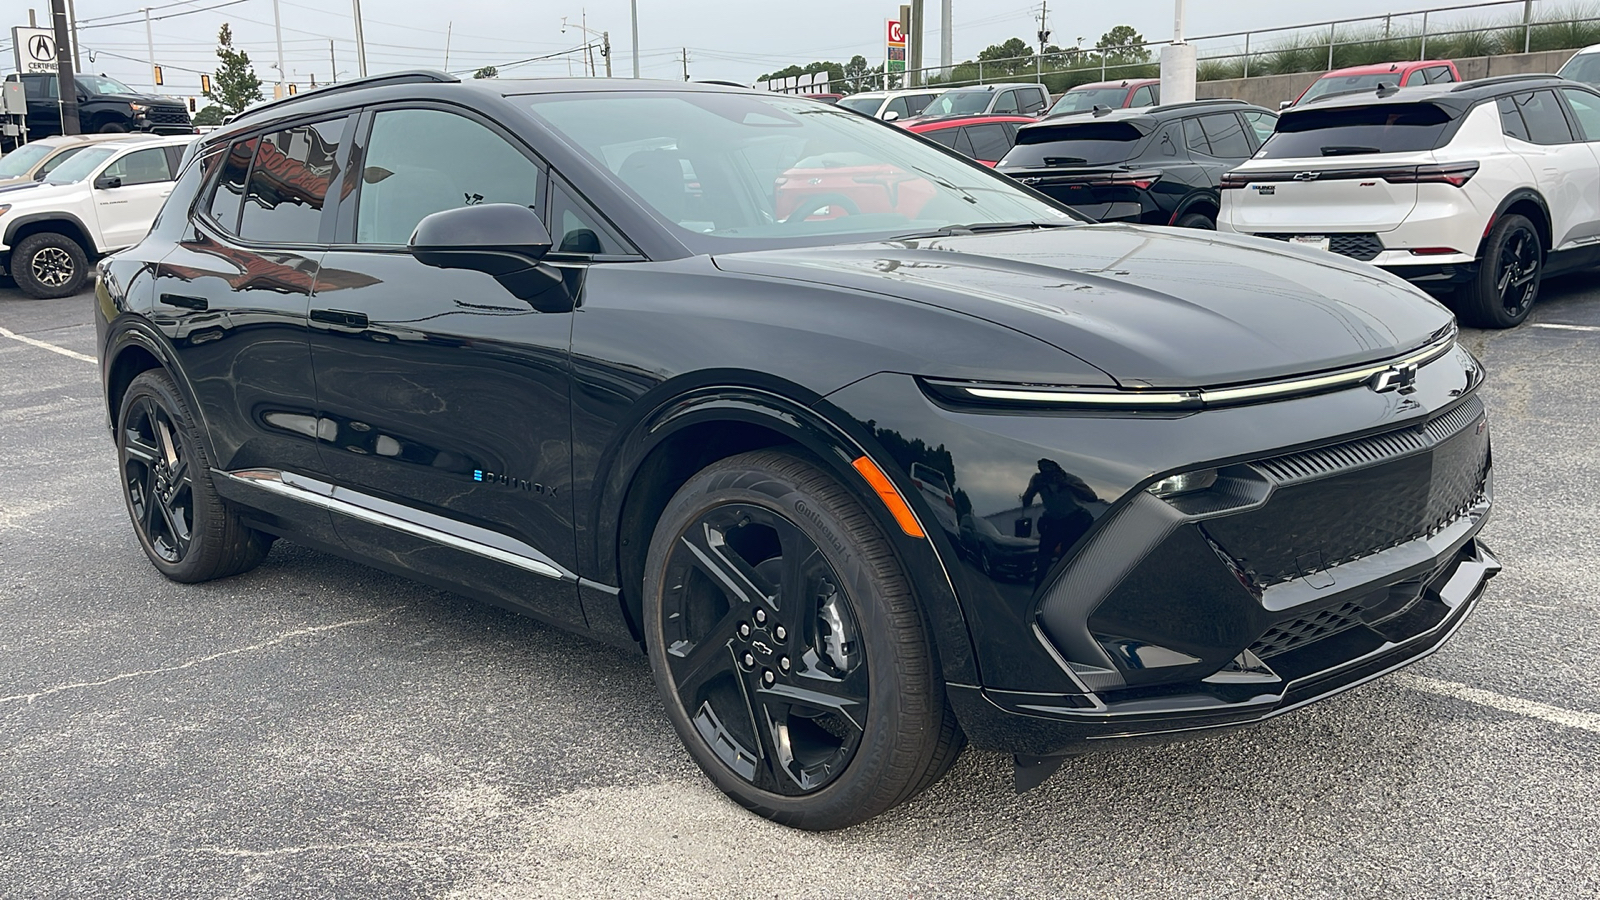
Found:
[159,293,208,310]
[311,308,369,328]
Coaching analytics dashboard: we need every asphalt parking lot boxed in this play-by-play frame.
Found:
[2,276,1599,899]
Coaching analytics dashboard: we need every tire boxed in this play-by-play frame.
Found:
[1176,212,1216,230]
[10,232,89,299]
[643,449,960,830]
[117,370,272,583]
[1457,213,1541,329]
[97,121,129,134]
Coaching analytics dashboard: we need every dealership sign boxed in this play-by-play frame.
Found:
[12,27,58,75]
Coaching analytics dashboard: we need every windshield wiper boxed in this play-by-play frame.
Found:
[1321,145,1382,156]
[889,220,1077,241]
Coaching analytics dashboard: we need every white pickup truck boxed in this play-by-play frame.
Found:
[0,133,196,298]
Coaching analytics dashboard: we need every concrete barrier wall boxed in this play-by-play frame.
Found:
[1196,48,1586,108]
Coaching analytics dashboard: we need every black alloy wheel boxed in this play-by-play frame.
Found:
[644,450,961,830]
[117,370,272,582]
[11,232,89,299]
[1459,213,1541,328]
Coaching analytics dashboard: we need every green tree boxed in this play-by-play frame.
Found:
[473,66,499,79]
[192,104,226,126]
[203,24,263,115]
[977,38,1034,76]
[843,54,870,92]
[1096,25,1150,66]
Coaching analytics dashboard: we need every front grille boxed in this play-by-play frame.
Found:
[1256,232,1383,262]
[148,108,190,125]
[1204,397,1489,586]
[1250,600,1367,659]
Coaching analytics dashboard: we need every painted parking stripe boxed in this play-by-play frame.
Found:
[1398,673,1600,735]
[1531,322,1600,333]
[0,325,97,363]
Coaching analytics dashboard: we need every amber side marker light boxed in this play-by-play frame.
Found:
[851,456,927,539]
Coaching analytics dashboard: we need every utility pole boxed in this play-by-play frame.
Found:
[50,0,79,134]
[907,0,923,86]
[602,31,611,78]
[584,9,594,76]
[352,0,368,77]
[443,21,452,71]
[329,40,337,82]
[66,0,79,69]
[1036,0,1050,85]
[680,47,689,81]
[940,0,952,77]
[271,0,286,98]
[630,0,640,78]
[143,8,157,92]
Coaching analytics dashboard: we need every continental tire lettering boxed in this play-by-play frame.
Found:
[794,498,847,559]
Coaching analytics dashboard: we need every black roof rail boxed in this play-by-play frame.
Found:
[1450,73,1562,92]
[1145,97,1247,114]
[231,69,459,123]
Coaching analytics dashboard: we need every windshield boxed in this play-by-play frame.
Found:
[1048,88,1132,114]
[78,75,137,95]
[45,145,118,183]
[1559,52,1600,85]
[921,91,994,117]
[1259,103,1453,158]
[0,142,55,177]
[1001,121,1146,167]
[521,91,1075,252]
[836,96,882,114]
[1301,72,1404,103]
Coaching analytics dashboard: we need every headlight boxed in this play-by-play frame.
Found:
[0,204,12,219]
[129,103,149,112]
[1146,468,1217,499]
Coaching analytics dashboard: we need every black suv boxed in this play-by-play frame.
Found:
[8,73,193,141]
[96,73,1497,830]
[997,99,1277,229]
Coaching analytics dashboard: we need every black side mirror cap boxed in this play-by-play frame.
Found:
[409,203,571,312]
[94,175,122,190]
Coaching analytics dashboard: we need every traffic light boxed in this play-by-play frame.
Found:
[187,97,196,113]
[200,73,211,94]
[153,65,163,86]
[287,84,297,96]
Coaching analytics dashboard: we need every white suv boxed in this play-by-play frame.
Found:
[1,133,196,298]
[1219,75,1600,328]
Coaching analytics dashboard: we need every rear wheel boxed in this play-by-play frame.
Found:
[643,450,960,830]
[1176,212,1216,230]
[11,232,89,299]
[1457,213,1540,328]
[118,370,272,582]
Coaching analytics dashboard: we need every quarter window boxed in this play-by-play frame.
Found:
[1184,117,1209,154]
[1511,90,1573,144]
[355,108,543,246]
[965,123,1013,161]
[1199,113,1252,158]
[206,137,255,232]
[103,147,173,186]
[238,116,348,244]
[548,175,632,256]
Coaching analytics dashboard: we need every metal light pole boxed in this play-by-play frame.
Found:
[143,7,157,92]
[941,0,951,77]
[66,0,80,69]
[271,0,286,98]
[352,0,368,77]
[443,21,452,71]
[631,0,640,77]
[1159,0,1196,104]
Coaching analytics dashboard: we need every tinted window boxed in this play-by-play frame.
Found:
[993,91,1020,114]
[1049,87,1135,115]
[238,117,347,243]
[1199,113,1252,157]
[1498,96,1532,141]
[884,97,910,119]
[906,93,938,115]
[356,109,543,246]
[1427,66,1456,84]
[1131,86,1154,107]
[22,74,57,99]
[206,138,255,232]
[1301,72,1406,103]
[1241,110,1277,145]
[102,147,173,186]
[1019,88,1048,114]
[965,124,1013,161]
[549,175,632,256]
[1259,103,1455,158]
[920,127,960,148]
[1003,121,1146,167]
[1514,90,1573,144]
[1561,88,1600,140]
[952,128,978,158]
[1184,117,1210,154]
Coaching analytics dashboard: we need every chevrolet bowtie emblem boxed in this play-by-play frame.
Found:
[1369,363,1419,393]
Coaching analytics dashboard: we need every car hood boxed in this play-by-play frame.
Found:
[712,225,1454,389]
[102,91,186,107]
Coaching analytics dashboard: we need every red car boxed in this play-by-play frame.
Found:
[904,114,1036,166]
[1286,60,1461,108]
[1045,78,1161,117]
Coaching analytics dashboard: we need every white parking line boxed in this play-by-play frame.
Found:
[0,325,96,363]
[1398,673,1600,735]
[1531,322,1600,333]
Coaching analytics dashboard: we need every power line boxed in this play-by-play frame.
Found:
[79,0,253,31]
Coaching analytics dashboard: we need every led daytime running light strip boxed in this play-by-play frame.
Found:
[944,330,1458,409]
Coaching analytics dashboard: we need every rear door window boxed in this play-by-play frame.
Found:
[1199,113,1252,157]
[1512,90,1574,144]
[1560,87,1600,140]
[238,116,349,244]
[965,124,1013,161]
[920,127,960,148]
[1005,121,1147,167]
[103,147,173,186]
[205,137,256,232]
[1258,103,1456,158]
[1021,88,1048,114]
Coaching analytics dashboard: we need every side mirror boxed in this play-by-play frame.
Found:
[1278,100,1293,110]
[882,110,900,122]
[94,175,122,189]
[408,203,571,312]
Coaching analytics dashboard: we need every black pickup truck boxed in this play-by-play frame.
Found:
[5,73,193,141]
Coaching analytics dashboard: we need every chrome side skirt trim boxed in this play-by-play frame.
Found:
[220,468,575,582]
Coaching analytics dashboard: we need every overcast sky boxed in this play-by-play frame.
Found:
[3,0,1539,95]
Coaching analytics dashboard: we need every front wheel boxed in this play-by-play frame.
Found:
[10,232,89,298]
[97,121,129,134]
[118,370,272,582]
[643,450,960,830]
[1457,213,1541,328]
